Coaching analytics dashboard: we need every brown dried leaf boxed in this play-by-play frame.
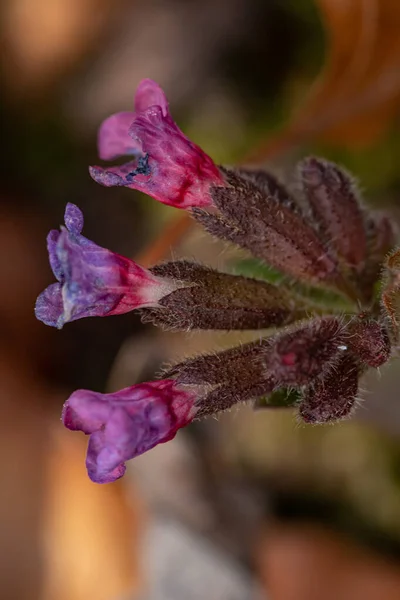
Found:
[313,0,400,145]
[249,0,400,161]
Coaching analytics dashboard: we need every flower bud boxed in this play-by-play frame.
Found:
[357,212,398,300]
[299,157,367,268]
[346,316,391,367]
[299,355,360,424]
[265,317,344,385]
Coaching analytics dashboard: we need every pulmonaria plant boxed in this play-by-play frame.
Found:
[36,79,400,483]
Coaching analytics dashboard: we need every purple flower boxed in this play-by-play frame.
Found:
[35,203,175,328]
[89,79,224,209]
[62,379,197,483]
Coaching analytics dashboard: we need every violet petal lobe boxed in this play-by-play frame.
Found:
[62,380,197,483]
[88,165,128,187]
[64,202,84,234]
[89,158,147,188]
[87,431,127,484]
[46,230,62,281]
[62,389,112,433]
[34,283,64,328]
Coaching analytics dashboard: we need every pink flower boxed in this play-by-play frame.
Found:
[89,79,224,209]
[62,380,198,483]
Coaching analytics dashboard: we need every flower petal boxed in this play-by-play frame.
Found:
[87,429,127,483]
[64,203,84,234]
[129,106,223,208]
[89,158,150,188]
[98,111,140,160]
[34,283,64,328]
[62,389,112,434]
[56,229,172,324]
[134,78,169,116]
[46,230,62,280]
[97,80,168,161]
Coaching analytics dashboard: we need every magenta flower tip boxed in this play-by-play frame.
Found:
[62,380,197,483]
[97,79,168,162]
[134,78,169,116]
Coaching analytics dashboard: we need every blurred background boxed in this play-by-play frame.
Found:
[1,0,400,598]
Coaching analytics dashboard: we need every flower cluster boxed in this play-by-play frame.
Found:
[36,79,399,483]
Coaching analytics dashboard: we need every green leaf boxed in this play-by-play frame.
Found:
[231,257,285,285]
[254,388,301,410]
[231,257,355,312]
[294,281,355,312]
